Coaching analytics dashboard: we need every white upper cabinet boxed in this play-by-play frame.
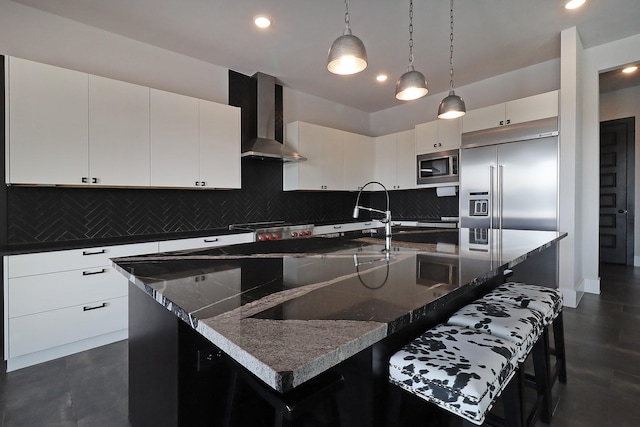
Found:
[199,100,241,189]
[8,57,89,185]
[462,90,559,133]
[283,122,346,191]
[373,129,415,191]
[415,118,461,155]
[150,90,241,189]
[150,89,200,188]
[7,56,240,189]
[343,131,374,191]
[89,75,150,187]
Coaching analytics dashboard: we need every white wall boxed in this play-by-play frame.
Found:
[0,1,228,104]
[600,85,640,264]
[283,87,370,136]
[582,32,640,294]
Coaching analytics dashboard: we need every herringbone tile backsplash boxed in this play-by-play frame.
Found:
[7,159,457,245]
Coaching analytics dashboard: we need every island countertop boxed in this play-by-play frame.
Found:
[112,228,566,393]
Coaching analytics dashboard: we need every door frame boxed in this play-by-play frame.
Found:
[599,117,635,266]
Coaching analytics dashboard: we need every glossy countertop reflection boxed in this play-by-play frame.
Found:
[113,228,566,392]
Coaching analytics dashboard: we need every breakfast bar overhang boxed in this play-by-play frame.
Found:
[112,228,566,426]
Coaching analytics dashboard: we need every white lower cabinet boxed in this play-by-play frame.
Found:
[9,296,127,358]
[4,242,157,371]
[158,232,254,252]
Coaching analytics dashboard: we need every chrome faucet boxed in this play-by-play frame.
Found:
[353,181,392,252]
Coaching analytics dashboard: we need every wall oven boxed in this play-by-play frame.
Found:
[417,149,459,185]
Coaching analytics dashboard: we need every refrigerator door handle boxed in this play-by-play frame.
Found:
[498,164,504,230]
[489,165,495,229]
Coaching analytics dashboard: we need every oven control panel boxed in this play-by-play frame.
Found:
[256,224,314,242]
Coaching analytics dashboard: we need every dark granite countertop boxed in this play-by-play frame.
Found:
[112,228,566,393]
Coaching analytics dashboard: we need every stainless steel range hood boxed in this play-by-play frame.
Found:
[241,72,306,162]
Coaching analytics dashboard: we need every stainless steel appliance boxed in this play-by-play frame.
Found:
[229,221,314,241]
[460,117,558,231]
[416,149,459,185]
[459,117,559,286]
[240,73,306,162]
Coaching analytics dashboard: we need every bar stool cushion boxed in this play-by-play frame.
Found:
[389,324,519,425]
[483,282,562,325]
[447,299,544,362]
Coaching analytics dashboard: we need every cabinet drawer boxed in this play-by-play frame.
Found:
[158,233,254,252]
[7,242,158,278]
[8,268,128,318]
[8,296,127,358]
[314,222,380,235]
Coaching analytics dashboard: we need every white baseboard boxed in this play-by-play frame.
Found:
[5,329,127,372]
[561,277,587,308]
[634,256,640,267]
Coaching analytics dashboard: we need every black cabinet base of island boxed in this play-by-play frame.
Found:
[129,282,232,427]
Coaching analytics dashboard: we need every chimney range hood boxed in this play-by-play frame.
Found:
[241,72,306,162]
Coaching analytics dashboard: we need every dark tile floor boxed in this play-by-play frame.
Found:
[0,263,639,426]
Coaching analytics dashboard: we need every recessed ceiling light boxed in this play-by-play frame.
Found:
[254,15,271,29]
[565,0,586,10]
[622,66,638,74]
[376,74,388,82]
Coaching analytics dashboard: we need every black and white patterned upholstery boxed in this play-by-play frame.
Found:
[447,299,544,362]
[388,324,519,426]
[483,282,563,326]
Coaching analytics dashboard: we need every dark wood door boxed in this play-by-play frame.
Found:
[599,118,635,264]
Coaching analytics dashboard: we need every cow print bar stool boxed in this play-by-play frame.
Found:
[446,298,551,425]
[483,282,566,385]
[388,323,523,426]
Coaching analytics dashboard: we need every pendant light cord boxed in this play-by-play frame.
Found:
[448,0,455,91]
[408,0,414,67]
[344,0,351,33]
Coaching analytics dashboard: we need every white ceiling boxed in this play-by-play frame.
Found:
[10,0,640,112]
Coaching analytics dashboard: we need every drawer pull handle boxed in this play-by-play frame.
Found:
[83,302,108,311]
[83,268,108,276]
[204,238,219,243]
[364,222,372,226]
[333,225,342,229]
[82,249,106,256]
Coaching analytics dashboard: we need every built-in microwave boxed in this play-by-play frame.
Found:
[416,149,459,185]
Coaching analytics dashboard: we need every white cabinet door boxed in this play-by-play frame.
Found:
[374,130,415,190]
[415,119,460,155]
[199,100,241,189]
[462,103,505,133]
[8,57,89,185]
[323,127,345,190]
[437,118,462,150]
[343,132,373,191]
[396,129,416,190]
[415,121,438,155]
[284,122,345,191]
[150,89,199,187]
[506,90,558,125]
[373,134,397,190]
[89,75,150,187]
[462,91,559,133]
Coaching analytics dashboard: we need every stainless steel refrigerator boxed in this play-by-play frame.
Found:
[459,117,559,286]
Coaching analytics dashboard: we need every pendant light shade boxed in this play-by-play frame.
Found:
[438,0,466,119]
[396,66,428,101]
[327,0,367,75]
[395,0,427,101]
[438,90,466,119]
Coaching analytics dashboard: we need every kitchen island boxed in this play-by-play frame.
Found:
[112,227,566,426]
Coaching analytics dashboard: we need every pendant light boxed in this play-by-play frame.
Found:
[438,0,466,119]
[327,0,368,75]
[395,0,428,101]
